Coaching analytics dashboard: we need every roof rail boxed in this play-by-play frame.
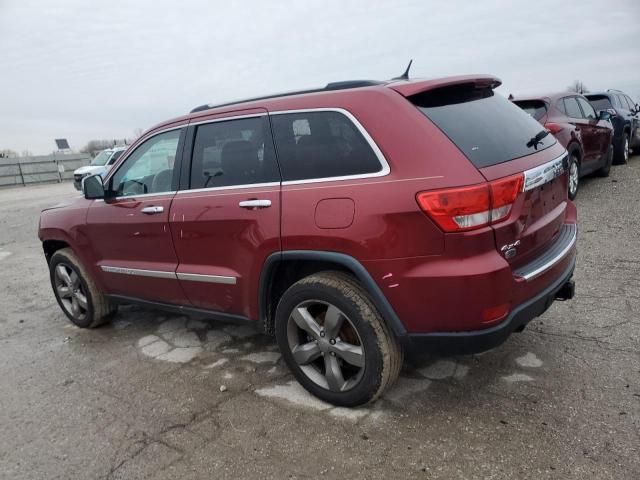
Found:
[190,80,384,114]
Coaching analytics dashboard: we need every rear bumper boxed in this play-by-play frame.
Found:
[404,257,575,356]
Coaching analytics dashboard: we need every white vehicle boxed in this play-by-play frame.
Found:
[73,146,127,190]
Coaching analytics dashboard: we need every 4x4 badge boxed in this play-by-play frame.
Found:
[501,240,521,259]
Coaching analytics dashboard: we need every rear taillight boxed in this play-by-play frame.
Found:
[416,174,523,233]
[544,123,563,134]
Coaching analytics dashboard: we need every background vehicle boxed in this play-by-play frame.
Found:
[73,146,127,190]
[40,75,577,407]
[512,93,614,199]
[585,90,640,164]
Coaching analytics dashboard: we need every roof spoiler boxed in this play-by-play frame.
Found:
[388,74,502,98]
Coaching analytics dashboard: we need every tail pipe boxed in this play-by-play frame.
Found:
[555,279,575,301]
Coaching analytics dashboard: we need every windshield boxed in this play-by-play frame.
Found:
[411,85,556,168]
[91,150,112,166]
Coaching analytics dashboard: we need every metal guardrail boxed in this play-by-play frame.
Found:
[0,154,91,188]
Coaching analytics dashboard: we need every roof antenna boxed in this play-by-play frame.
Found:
[392,59,413,80]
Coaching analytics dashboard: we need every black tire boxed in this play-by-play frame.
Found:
[596,143,613,177]
[49,248,116,328]
[613,132,629,165]
[567,153,580,200]
[275,271,402,407]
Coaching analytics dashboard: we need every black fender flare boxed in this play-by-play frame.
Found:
[259,250,407,339]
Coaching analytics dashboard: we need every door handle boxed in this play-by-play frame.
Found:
[141,206,164,214]
[239,199,272,209]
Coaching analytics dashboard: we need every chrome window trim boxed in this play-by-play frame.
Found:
[176,182,280,195]
[522,151,568,192]
[270,107,391,186]
[188,112,266,127]
[100,265,177,280]
[516,225,577,281]
[176,272,237,285]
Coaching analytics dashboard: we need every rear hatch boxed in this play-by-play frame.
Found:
[404,80,568,267]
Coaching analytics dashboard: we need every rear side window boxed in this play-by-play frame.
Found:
[556,99,567,115]
[563,97,582,118]
[270,111,382,181]
[412,86,555,168]
[512,100,547,120]
[586,95,613,111]
[610,95,621,108]
[189,116,279,189]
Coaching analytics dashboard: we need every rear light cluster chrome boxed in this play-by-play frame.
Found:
[416,174,524,232]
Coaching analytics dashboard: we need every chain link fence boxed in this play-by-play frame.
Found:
[0,154,91,188]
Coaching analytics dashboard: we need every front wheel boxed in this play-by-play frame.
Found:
[275,272,402,407]
[49,248,116,328]
[568,154,580,200]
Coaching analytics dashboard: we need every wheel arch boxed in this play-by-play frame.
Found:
[566,141,582,163]
[42,239,71,264]
[259,251,407,339]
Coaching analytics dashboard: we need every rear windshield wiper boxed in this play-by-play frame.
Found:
[526,129,550,149]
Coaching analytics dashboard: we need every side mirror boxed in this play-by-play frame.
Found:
[598,110,612,121]
[82,174,105,200]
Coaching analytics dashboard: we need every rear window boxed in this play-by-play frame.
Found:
[585,95,613,111]
[513,100,548,120]
[412,85,556,168]
[270,111,382,181]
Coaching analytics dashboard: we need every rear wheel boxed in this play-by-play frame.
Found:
[596,142,613,177]
[275,272,402,407]
[614,132,629,165]
[568,154,580,200]
[49,248,116,328]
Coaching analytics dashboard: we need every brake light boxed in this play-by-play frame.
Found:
[544,123,563,134]
[416,174,523,233]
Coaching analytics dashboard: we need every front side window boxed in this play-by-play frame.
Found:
[563,97,582,119]
[189,116,279,189]
[270,111,382,181]
[576,97,597,120]
[110,130,181,196]
[623,95,636,111]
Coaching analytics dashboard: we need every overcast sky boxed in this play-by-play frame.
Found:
[1,0,638,155]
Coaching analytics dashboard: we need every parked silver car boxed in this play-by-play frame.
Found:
[73,146,127,190]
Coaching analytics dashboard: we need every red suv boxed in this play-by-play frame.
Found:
[512,93,614,199]
[39,75,577,406]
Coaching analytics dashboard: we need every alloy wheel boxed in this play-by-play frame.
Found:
[286,300,365,392]
[624,137,629,162]
[569,158,579,197]
[54,263,88,321]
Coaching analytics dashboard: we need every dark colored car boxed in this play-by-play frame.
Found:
[39,75,577,406]
[585,90,640,164]
[512,93,614,200]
